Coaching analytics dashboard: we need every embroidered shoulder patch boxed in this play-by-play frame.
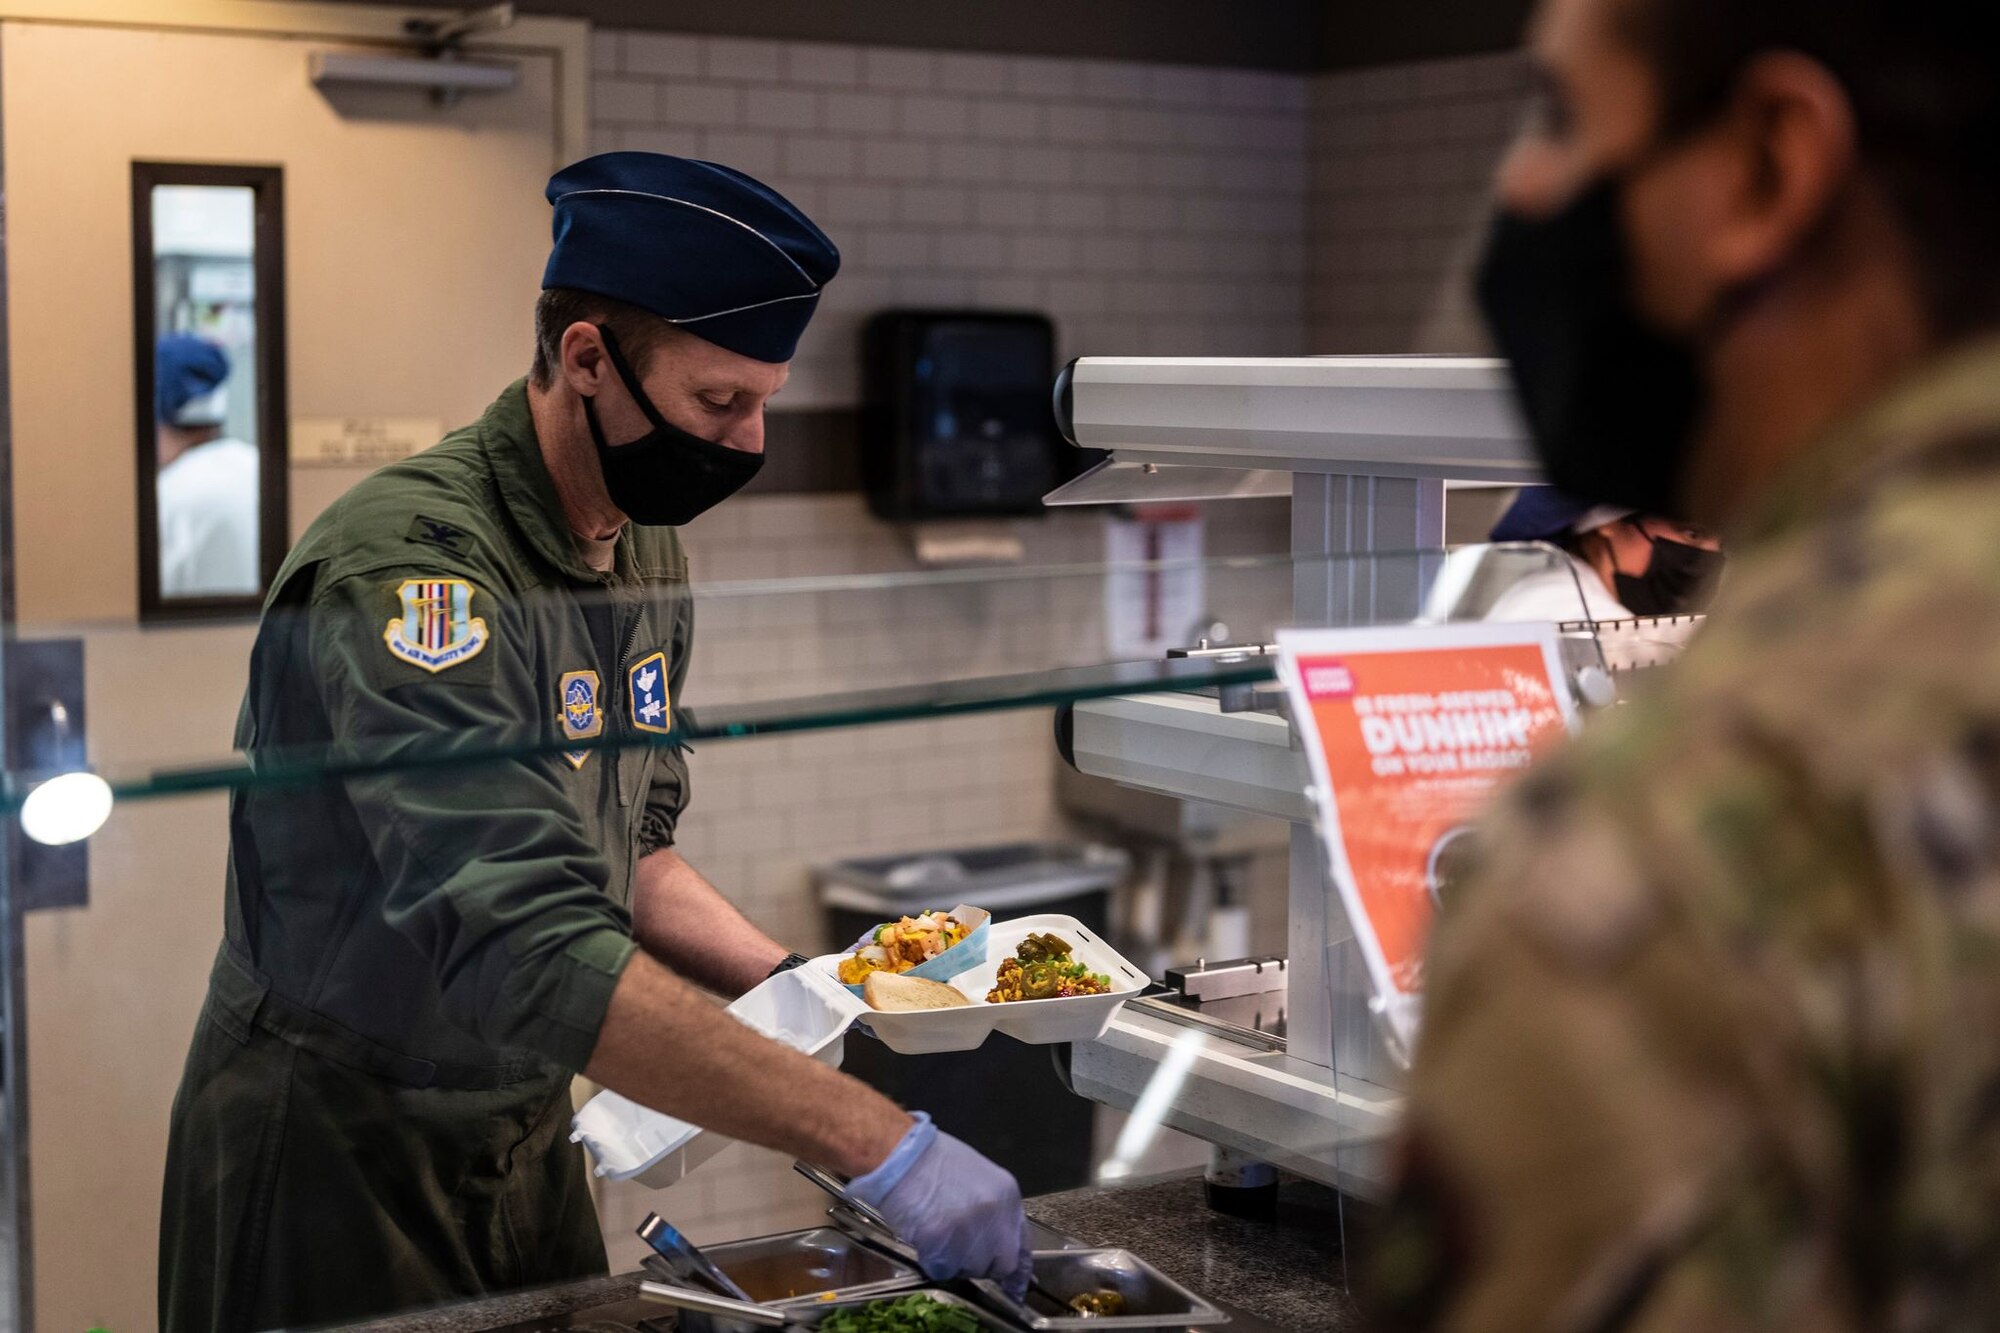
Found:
[383,578,490,673]
[629,650,672,734]
[559,669,602,769]
[406,514,473,554]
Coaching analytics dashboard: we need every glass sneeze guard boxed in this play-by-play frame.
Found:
[0,546,1605,813]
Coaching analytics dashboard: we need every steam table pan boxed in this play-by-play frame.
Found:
[974,1249,1230,1331]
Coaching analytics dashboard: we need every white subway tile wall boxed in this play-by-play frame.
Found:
[589,31,1310,410]
[1308,51,1531,353]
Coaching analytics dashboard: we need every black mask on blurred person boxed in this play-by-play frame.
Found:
[1613,532,1726,616]
[1475,174,1708,516]
[582,324,763,527]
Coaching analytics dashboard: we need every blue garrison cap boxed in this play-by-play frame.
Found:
[542,152,840,365]
[1489,487,1634,542]
[155,334,231,425]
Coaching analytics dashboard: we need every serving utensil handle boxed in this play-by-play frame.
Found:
[637,1280,790,1327]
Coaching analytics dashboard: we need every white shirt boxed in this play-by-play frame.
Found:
[158,437,260,597]
[1483,551,1633,623]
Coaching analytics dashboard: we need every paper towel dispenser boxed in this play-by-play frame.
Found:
[862,310,1079,520]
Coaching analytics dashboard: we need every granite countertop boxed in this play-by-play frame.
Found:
[331,1172,1357,1333]
[1026,1176,1358,1333]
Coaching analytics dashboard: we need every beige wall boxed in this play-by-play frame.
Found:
[3,12,581,1329]
[8,19,570,623]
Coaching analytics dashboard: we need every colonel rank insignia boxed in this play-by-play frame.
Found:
[559,669,602,769]
[629,650,672,734]
[383,578,490,673]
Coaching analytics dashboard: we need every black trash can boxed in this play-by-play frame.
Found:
[815,843,1127,1196]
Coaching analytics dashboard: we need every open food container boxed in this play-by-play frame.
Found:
[820,914,1150,1056]
[834,903,992,997]
[685,1226,922,1306]
[974,1250,1230,1331]
[570,966,865,1187]
[575,904,1154,1181]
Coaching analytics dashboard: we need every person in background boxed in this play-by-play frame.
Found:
[1484,484,1723,620]
[1369,0,2000,1327]
[155,333,259,597]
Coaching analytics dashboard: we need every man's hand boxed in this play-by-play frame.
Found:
[850,1113,1032,1299]
[585,953,1030,1297]
[587,951,908,1176]
[632,848,788,996]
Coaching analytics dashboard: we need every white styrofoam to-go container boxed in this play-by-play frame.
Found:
[574,915,1152,1186]
[571,965,867,1187]
[817,914,1150,1056]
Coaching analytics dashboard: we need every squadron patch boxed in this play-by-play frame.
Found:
[383,578,490,673]
[629,650,672,735]
[559,669,602,769]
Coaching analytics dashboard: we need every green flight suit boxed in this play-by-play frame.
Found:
[158,381,694,1331]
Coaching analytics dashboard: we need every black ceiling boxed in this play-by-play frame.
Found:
[326,1,1533,73]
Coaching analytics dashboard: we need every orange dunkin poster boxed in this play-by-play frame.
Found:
[1277,623,1577,1055]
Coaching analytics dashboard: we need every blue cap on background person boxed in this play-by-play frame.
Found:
[156,334,231,427]
[1489,486,1635,542]
[542,152,841,364]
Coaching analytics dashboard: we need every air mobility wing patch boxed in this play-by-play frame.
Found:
[559,669,602,769]
[629,650,672,734]
[383,578,490,673]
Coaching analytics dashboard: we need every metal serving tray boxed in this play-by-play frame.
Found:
[975,1249,1230,1331]
[691,1226,923,1311]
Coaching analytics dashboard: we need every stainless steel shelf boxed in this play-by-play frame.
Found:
[1061,355,1537,483]
[1068,691,1311,824]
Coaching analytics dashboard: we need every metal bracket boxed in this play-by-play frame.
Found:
[403,1,516,53]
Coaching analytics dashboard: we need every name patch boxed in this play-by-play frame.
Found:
[406,514,471,554]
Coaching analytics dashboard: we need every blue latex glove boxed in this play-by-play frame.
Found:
[850,1112,1031,1299]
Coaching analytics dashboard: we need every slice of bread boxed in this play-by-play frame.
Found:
[864,970,973,1012]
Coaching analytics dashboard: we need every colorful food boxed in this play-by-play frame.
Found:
[863,971,973,1011]
[836,911,972,985]
[819,1294,983,1333]
[1068,1290,1126,1317]
[985,933,1112,1003]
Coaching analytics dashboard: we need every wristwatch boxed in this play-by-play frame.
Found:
[767,952,810,979]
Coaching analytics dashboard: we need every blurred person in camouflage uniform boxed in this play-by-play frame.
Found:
[1368,0,2000,1328]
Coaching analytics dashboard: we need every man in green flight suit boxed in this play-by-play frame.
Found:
[1365,0,2000,1328]
[159,153,1030,1331]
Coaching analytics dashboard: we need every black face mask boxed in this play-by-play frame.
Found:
[1613,532,1726,617]
[1475,174,1708,516]
[581,324,763,527]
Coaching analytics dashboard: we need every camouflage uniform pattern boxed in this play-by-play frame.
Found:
[1370,336,2000,1332]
